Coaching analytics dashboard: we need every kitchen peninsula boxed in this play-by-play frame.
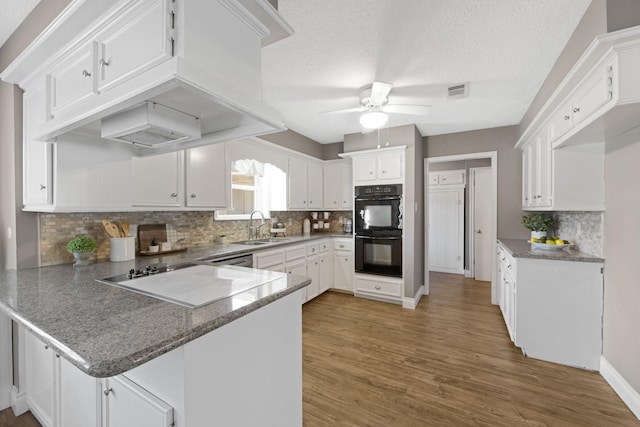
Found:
[0,248,310,427]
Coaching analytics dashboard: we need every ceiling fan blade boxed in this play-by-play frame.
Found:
[370,82,393,104]
[321,106,367,115]
[382,104,432,116]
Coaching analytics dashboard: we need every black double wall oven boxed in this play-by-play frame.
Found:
[354,184,403,278]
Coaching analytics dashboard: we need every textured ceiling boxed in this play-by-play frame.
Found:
[0,0,40,49]
[261,0,592,143]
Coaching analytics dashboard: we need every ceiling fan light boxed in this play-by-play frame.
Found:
[359,111,389,129]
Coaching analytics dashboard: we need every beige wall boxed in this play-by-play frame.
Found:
[425,126,526,240]
[0,82,18,270]
[607,0,640,32]
[519,0,607,136]
[603,128,640,393]
[259,129,325,159]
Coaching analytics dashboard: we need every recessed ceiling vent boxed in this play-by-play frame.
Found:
[447,83,470,99]
[101,102,201,148]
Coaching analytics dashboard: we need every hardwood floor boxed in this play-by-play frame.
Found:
[2,272,637,426]
[302,272,640,427]
[0,407,39,427]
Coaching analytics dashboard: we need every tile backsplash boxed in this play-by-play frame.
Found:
[39,210,352,266]
[556,211,604,257]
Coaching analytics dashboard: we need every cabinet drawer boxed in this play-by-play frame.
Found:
[254,249,284,269]
[318,240,330,253]
[285,244,307,262]
[333,239,352,251]
[355,278,401,298]
[307,243,319,257]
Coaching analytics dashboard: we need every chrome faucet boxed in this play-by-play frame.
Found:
[248,210,266,240]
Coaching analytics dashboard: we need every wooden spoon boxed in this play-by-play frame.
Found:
[102,220,122,238]
[121,221,130,237]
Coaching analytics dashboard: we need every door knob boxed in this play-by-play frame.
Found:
[476,230,482,234]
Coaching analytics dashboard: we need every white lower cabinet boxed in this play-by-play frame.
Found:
[101,376,173,427]
[496,241,603,370]
[353,274,403,303]
[24,329,174,427]
[58,358,100,427]
[306,255,320,301]
[332,238,353,292]
[25,331,56,427]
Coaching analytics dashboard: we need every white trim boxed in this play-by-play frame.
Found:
[402,285,424,310]
[464,269,472,278]
[469,167,492,281]
[425,151,498,305]
[10,386,28,416]
[600,356,640,421]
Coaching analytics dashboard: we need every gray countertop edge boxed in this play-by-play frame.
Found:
[497,238,604,263]
[0,276,310,378]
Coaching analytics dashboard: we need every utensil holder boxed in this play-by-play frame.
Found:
[110,237,135,262]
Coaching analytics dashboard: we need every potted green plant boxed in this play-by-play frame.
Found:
[66,236,97,266]
[148,237,160,253]
[521,213,557,240]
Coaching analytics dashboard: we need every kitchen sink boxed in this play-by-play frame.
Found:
[236,238,291,246]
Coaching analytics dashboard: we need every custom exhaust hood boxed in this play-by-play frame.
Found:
[1,0,293,157]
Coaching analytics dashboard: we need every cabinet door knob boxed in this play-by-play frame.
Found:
[374,285,381,290]
[573,106,580,113]
[44,344,49,350]
[369,171,373,175]
[476,229,482,234]
[564,115,570,120]
[339,244,344,248]
[99,58,110,67]
[82,69,91,77]
[170,193,177,198]
[103,388,113,396]
[381,170,386,174]
[40,184,46,190]
[190,194,196,198]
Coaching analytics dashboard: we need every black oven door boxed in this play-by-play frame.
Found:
[354,196,403,236]
[355,236,402,278]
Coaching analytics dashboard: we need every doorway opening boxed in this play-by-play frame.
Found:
[424,152,498,305]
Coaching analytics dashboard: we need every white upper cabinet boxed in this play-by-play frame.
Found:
[287,157,323,210]
[132,152,183,207]
[97,0,173,92]
[345,146,405,185]
[186,143,229,208]
[323,161,352,209]
[522,133,551,209]
[429,170,465,187]
[307,161,323,209]
[516,29,640,151]
[46,41,97,118]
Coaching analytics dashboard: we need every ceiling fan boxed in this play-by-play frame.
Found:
[323,81,433,129]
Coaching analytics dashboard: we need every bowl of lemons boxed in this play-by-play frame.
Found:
[528,236,571,250]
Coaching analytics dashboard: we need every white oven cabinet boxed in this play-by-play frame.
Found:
[342,146,405,185]
[353,274,403,303]
[101,376,173,427]
[332,238,353,292]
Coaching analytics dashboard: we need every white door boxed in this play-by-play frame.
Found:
[428,188,464,274]
[472,168,492,281]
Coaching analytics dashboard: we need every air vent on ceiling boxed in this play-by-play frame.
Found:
[447,83,470,99]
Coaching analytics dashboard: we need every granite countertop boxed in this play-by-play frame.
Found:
[0,235,349,378]
[498,238,604,263]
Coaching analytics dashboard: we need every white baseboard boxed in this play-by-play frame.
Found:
[600,356,640,421]
[465,269,472,278]
[402,285,424,310]
[10,386,28,416]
